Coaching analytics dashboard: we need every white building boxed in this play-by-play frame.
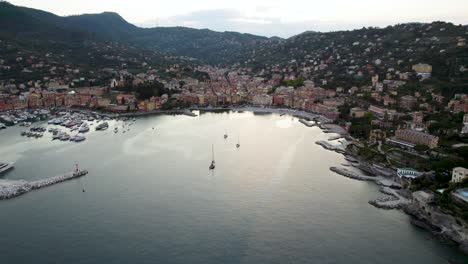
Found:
[251,94,272,106]
[452,167,468,183]
[397,168,422,179]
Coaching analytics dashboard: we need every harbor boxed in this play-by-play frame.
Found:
[0,111,466,263]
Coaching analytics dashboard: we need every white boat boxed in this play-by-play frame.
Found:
[78,124,90,133]
[209,144,216,170]
[71,133,86,142]
[0,162,14,174]
[60,133,70,141]
[95,122,109,131]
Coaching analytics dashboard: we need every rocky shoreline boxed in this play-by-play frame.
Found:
[403,191,468,254]
[329,166,409,210]
[324,142,468,254]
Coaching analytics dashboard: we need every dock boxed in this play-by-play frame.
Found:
[0,170,88,200]
[182,111,198,117]
[299,119,316,127]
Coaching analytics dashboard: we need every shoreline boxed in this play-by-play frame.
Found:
[2,106,349,135]
[323,144,468,254]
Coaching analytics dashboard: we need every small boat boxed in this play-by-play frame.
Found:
[95,122,109,131]
[224,134,228,139]
[236,135,240,148]
[209,144,216,170]
[78,124,90,133]
[60,133,70,141]
[0,162,14,174]
[71,133,86,142]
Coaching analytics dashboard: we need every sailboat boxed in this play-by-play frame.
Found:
[209,144,216,170]
[236,135,240,148]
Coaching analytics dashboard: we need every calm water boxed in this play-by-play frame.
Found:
[0,111,466,264]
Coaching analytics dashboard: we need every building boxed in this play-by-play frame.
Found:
[397,168,423,180]
[454,104,468,113]
[395,129,439,149]
[451,167,468,183]
[412,63,432,79]
[368,105,387,117]
[369,129,386,142]
[400,95,418,110]
[412,112,424,124]
[350,107,367,118]
[251,94,272,106]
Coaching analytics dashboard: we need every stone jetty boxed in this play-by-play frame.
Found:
[329,166,408,209]
[316,141,346,154]
[0,170,88,200]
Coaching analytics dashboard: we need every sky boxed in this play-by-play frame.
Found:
[8,0,468,38]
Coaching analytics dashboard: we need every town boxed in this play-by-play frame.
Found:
[0,2,468,254]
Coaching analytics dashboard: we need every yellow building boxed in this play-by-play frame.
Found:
[350,107,367,118]
[412,63,432,74]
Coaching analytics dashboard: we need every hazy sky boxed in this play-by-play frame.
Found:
[9,0,468,37]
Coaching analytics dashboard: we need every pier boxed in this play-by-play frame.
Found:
[316,141,347,154]
[182,111,198,117]
[0,170,88,200]
[299,119,316,127]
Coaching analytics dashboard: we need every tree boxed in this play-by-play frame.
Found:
[414,144,430,152]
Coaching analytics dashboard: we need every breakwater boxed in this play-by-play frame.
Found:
[316,141,346,154]
[0,170,88,200]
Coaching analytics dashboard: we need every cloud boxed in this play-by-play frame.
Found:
[136,8,468,38]
[137,9,342,38]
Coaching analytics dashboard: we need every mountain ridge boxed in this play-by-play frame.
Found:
[0,2,277,64]
[1,2,467,69]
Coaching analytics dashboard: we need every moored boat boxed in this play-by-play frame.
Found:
[0,162,14,174]
[95,122,109,131]
[209,144,216,170]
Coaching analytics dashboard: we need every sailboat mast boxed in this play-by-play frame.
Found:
[212,144,214,161]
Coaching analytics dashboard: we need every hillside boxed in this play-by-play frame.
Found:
[0,2,272,64]
[1,1,467,80]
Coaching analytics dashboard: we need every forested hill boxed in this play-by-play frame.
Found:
[0,2,275,64]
